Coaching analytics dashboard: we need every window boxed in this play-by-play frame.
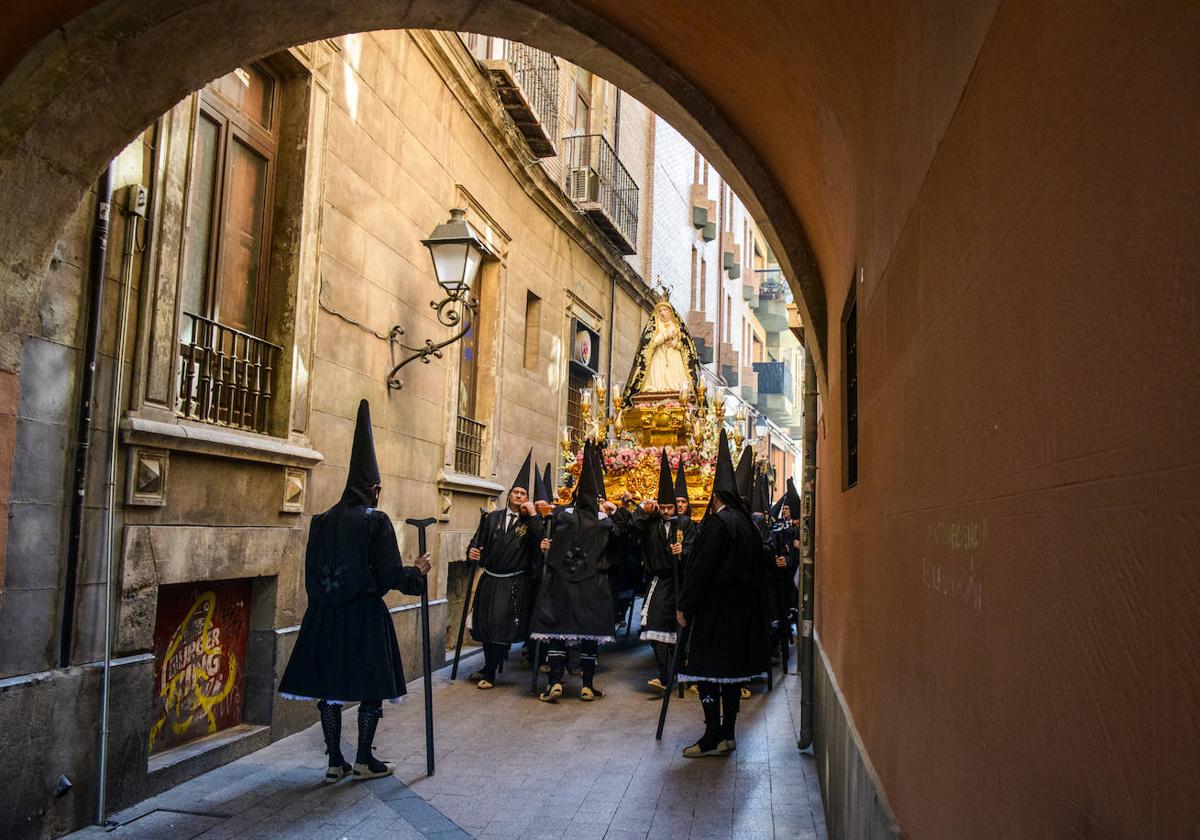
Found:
[700,257,707,314]
[845,293,858,488]
[524,291,542,369]
[176,63,283,434]
[180,63,279,338]
[569,67,592,137]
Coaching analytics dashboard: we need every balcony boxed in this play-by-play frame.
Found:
[482,41,559,158]
[741,273,760,307]
[564,134,639,255]
[752,269,791,333]
[722,232,741,279]
[753,360,794,418]
[690,183,716,240]
[176,312,281,435]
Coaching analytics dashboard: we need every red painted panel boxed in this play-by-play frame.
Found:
[149,578,251,755]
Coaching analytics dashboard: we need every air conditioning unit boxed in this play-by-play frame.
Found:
[566,166,600,203]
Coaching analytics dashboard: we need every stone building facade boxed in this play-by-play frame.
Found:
[0,30,660,838]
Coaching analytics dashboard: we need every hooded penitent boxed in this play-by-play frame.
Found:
[280,398,426,704]
[341,399,381,507]
[530,439,615,642]
[512,449,533,493]
[674,459,689,504]
[785,478,802,520]
[469,455,545,649]
[542,463,553,503]
[676,427,769,683]
[657,449,675,505]
[533,461,550,505]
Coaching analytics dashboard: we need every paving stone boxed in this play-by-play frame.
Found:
[68,640,824,840]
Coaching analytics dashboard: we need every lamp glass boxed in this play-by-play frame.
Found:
[429,241,469,293]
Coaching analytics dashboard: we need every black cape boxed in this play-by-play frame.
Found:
[677,505,770,683]
[529,506,616,642]
[469,507,543,644]
[279,503,425,702]
[628,508,694,643]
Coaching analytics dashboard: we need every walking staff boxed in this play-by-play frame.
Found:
[655,622,689,740]
[405,517,437,776]
[451,508,489,680]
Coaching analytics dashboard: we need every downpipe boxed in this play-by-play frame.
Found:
[60,165,113,668]
[97,181,147,825]
[797,350,817,750]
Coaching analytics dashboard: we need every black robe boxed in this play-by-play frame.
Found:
[469,508,543,645]
[279,503,425,702]
[629,509,694,644]
[768,521,800,623]
[529,506,616,643]
[677,506,770,683]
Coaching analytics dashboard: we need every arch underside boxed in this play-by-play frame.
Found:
[0,0,828,384]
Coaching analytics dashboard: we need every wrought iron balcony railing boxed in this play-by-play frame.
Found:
[176,312,281,434]
[563,133,639,255]
[756,268,792,302]
[487,41,559,157]
[454,414,486,476]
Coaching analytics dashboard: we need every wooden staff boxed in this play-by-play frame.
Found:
[451,508,488,680]
[405,517,437,776]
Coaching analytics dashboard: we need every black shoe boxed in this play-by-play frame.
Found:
[467,670,486,682]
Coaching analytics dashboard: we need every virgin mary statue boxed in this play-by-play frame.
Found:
[626,299,699,398]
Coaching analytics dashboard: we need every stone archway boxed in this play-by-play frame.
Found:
[0,0,829,385]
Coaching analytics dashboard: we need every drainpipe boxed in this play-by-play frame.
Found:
[60,165,113,668]
[97,182,146,825]
[797,349,817,749]
[606,272,616,412]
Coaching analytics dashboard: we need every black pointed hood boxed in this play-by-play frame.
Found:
[656,449,675,505]
[752,472,770,515]
[769,494,784,520]
[590,442,607,500]
[735,445,754,505]
[674,459,689,504]
[533,461,550,504]
[709,429,744,514]
[511,449,532,493]
[573,442,601,513]
[543,463,553,502]
[784,477,802,520]
[341,399,381,507]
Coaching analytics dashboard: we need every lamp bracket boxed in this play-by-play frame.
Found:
[386,291,478,390]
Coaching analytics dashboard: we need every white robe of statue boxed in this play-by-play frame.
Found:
[642,309,690,393]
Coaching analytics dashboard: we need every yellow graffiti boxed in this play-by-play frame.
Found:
[149,591,239,753]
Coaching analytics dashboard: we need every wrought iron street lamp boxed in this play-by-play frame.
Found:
[387,209,487,390]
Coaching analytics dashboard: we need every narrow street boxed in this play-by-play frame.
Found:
[69,638,825,840]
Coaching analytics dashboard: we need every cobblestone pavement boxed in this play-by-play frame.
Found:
[70,636,826,839]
